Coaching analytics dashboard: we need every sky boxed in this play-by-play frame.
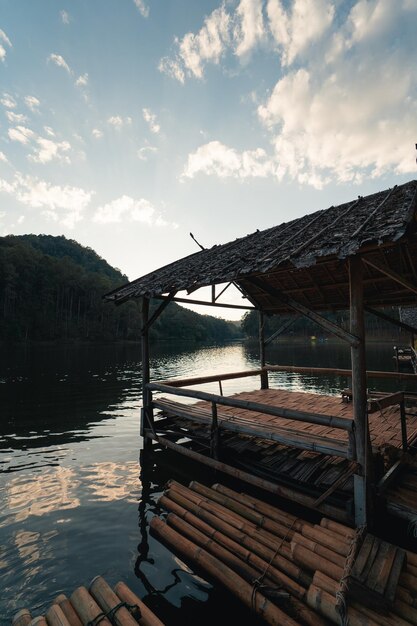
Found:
[0,0,416,320]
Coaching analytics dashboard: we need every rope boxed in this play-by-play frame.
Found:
[87,602,141,626]
[335,525,367,626]
[251,518,297,611]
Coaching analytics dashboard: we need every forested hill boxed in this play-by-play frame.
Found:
[0,234,240,343]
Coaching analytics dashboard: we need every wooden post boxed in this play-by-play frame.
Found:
[259,310,268,389]
[400,398,407,452]
[210,401,220,460]
[349,256,371,526]
[141,297,153,449]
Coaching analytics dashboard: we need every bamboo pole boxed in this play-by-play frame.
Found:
[167,510,307,600]
[211,483,311,531]
[291,532,345,567]
[265,364,417,381]
[89,577,139,626]
[45,605,71,626]
[114,582,164,626]
[148,382,353,431]
[150,516,299,626]
[141,297,152,450]
[301,525,350,557]
[160,494,308,586]
[30,619,48,626]
[189,481,294,539]
[151,434,350,522]
[307,584,380,626]
[291,543,344,580]
[70,587,112,626]
[320,518,356,539]
[52,597,82,626]
[12,610,32,626]
[165,485,291,558]
[160,369,263,388]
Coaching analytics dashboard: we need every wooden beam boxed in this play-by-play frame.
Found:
[214,282,232,302]
[248,276,360,347]
[141,297,153,449]
[141,291,176,335]
[363,257,417,297]
[264,316,298,346]
[160,368,264,388]
[265,364,417,380]
[349,256,372,527]
[259,310,268,389]
[145,432,351,523]
[365,306,417,335]
[148,381,354,431]
[154,295,255,311]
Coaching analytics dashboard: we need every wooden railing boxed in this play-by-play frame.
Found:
[147,378,356,460]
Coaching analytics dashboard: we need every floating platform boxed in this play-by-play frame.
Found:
[12,576,163,626]
[152,479,417,626]
[150,384,417,524]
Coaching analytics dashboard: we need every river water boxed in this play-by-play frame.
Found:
[0,339,410,624]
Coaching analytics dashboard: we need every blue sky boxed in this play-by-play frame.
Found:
[1,0,416,319]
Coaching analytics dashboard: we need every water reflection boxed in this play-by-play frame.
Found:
[0,339,414,625]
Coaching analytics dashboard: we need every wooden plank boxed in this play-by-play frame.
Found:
[351,535,375,580]
[160,368,264,388]
[359,536,380,584]
[372,543,398,596]
[149,382,354,431]
[153,399,350,458]
[385,548,406,605]
[367,541,392,591]
[368,392,403,413]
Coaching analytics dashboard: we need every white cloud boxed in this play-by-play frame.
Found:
[30,137,71,164]
[8,126,35,144]
[48,53,72,74]
[107,115,132,129]
[182,140,276,180]
[179,1,417,188]
[92,128,103,139]
[160,4,231,81]
[8,124,73,164]
[24,95,40,111]
[159,1,267,82]
[1,93,16,108]
[137,145,157,160]
[0,29,12,62]
[75,73,88,87]
[257,2,417,186]
[142,108,160,134]
[0,151,8,163]
[60,10,70,24]
[267,0,334,66]
[6,111,28,124]
[93,195,174,228]
[234,0,265,58]
[133,0,149,18]
[93,196,154,224]
[0,172,94,228]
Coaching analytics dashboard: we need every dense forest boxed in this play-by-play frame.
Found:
[241,307,405,341]
[0,234,240,343]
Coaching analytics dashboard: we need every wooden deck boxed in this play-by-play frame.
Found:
[152,387,417,522]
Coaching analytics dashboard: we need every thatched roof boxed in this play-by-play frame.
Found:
[106,180,417,312]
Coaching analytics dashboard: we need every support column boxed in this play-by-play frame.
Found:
[141,297,153,449]
[259,310,268,389]
[349,256,372,526]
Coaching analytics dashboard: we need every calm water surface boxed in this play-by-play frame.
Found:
[0,339,409,623]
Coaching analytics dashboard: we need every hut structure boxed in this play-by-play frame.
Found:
[105,179,417,528]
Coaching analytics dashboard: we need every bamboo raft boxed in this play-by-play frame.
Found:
[11,577,163,626]
[151,385,417,522]
[151,479,417,626]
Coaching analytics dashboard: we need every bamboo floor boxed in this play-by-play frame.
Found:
[153,388,417,520]
[152,479,417,626]
[12,576,163,626]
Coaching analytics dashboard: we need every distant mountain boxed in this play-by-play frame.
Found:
[0,234,240,343]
